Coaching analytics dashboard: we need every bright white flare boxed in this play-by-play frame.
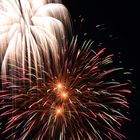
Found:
[0,0,72,77]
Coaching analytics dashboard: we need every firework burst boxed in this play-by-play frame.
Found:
[0,0,72,77]
[0,37,131,140]
[0,0,131,139]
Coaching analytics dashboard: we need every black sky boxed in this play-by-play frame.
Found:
[63,0,139,140]
[0,0,138,140]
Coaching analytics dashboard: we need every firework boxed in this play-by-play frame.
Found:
[0,0,131,139]
[0,36,131,139]
[0,0,72,77]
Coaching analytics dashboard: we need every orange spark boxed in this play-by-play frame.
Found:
[61,92,68,99]
[55,106,64,116]
[56,83,63,89]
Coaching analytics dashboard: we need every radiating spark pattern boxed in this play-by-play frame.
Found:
[0,0,131,139]
[0,37,131,140]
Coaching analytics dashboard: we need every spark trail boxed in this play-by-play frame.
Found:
[0,0,72,77]
[0,37,131,140]
[0,0,131,140]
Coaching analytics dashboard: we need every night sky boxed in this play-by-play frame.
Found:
[0,0,138,139]
[63,0,138,140]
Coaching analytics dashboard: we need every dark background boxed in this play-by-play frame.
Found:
[0,1,138,140]
[63,0,139,140]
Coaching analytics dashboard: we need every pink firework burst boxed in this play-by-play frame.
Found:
[0,37,131,140]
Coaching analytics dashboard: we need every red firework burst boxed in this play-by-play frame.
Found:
[0,37,131,140]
